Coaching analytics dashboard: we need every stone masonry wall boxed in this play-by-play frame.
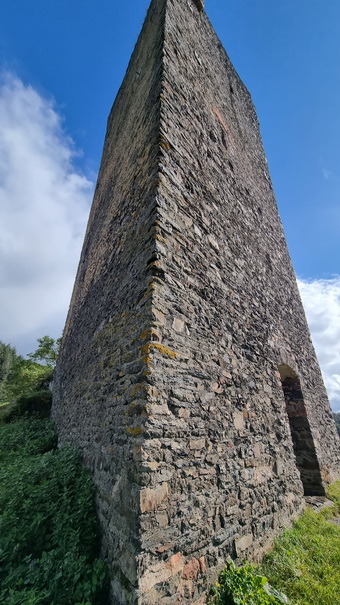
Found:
[53,1,167,602]
[53,0,340,603]
[131,1,339,602]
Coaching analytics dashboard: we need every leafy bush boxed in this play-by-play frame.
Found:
[2,359,51,403]
[0,390,52,425]
[209,561,288,605]
[0,417,108,604]
[0,336,58,407]
[0,417,57,461]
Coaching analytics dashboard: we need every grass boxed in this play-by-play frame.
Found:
[0,414,108,604]
[259,481,340,605]
[210,482,340,605]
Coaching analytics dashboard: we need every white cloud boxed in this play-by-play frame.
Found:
[0,72,93,355]
[298,276,340,412]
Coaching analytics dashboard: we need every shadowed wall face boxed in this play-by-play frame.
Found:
[53,0,340,603]
[278,364,325,496]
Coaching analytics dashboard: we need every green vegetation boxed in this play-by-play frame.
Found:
[260,482,340,605]
[0,389,52,424]
[209,561,288,604]
[28,335,61,368]
[0,342,17,394]
[0,341,18,403]
[0,337,108,605]
[1,359,52,405]
[210,482,340,605]
[0,336,59,407]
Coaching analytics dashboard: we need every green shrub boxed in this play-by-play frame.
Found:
[0,417,57,461]
[0,417,108,604]
[0,401,16,424]
[0,389,52,425]
[209,561,288,605]
[1,359,51,404]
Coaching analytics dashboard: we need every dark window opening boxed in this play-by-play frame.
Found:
[278,364,325,496]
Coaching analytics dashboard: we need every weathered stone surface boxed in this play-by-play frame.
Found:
[235,534,253,556]
[140,482,169,513]
[182,557,201,581]
[52,0,340,603]
[139,552,185,593]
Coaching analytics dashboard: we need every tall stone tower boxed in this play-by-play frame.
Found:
[52,0,340,603]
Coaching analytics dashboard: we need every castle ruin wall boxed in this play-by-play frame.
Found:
[53,1,340,603]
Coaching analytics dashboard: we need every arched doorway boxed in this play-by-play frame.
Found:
[278,364,325,496]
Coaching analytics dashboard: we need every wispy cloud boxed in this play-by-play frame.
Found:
[298,276,340,412]
[322,168,332,180]
[0,72,92,355]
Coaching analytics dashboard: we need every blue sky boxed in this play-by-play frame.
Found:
[0,0,339,409]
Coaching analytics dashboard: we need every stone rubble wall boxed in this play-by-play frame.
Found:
[53,1,167,602]
[53,0,340,603]
[132,0,340,602]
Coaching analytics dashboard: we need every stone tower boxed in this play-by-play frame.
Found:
[52,0,340,603]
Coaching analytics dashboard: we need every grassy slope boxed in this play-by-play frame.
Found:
[259,482,340,605]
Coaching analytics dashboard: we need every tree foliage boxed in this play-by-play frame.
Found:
[28,335,61,368]
[0,336,58,406]
[0,342,18,382]
[4,360,51,402]
[0,342,19,401]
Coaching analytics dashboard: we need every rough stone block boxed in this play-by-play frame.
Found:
[235,534,253,555]
[140,483,169,513]
[139,553,185,594]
